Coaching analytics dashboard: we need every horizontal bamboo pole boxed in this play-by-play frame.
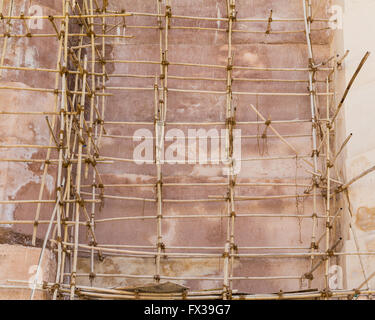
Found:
[0,158,113,164]
[0,13,132,20]
[0,111,77,116]
[0,199,100,204]
[0,12,331,22]
[102,133,311,140]
[0,86,112,96]
[97,59,332,71]
[107,73,327,83]
[79,182,310,188]
[0,33,133,38]
[103,119,319,125]
[0,145,59,149]
[0,212,332,225]
[209,194,317,201]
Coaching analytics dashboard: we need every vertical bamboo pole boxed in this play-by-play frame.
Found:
[302,0,319,288]
[70,55,88,300]
[98,0,108,146]
[52,0,70,299]
[84,0,97,179]
[58,8,86,297]
[324,76,331,294]
[223,0,236,300]
[154,0,169,283]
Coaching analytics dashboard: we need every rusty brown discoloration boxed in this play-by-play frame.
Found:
[0,227,44,247]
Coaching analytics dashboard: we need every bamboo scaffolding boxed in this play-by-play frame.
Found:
[1,0,373,301]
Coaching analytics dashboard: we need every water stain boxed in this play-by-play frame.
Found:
[356,207,375,231]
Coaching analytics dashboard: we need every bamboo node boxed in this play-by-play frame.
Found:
[182,288,188,300]
[277,290,284,298]
[229,11,237,21]
[310,241,318,250]
[77,198,85,207]
[59,65,68,76]
[63,160,71,168]
[320,289,333,298]
[87,30,96,37]
[154,275,161,282]
[42,281,49,290]
[226,117,236,126]
[70,273,77,286]
[89,240,98,247]
[231,244,238,253]
[304,272,314,280]
[161,59,169,66]
[166,6,172,18]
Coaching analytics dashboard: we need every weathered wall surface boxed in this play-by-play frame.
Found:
[0,0,60,237]
[0,244,56,299]
[0,0,347,297]
[75,0,332,293]
[332,0,375,291]
[0,0,60,300]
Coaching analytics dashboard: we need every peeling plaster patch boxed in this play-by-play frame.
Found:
[45,174,54,194]
[0,83,55,224]
[25,46,39,68]
[0,162,41,223]
[215,3,221,44]
[356,207,375,232]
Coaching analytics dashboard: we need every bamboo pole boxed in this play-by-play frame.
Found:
[303,0,319,288]
[324,76,331,293]
[70,55,88,300]
[51,0,70,298]
[331,52,371,125]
